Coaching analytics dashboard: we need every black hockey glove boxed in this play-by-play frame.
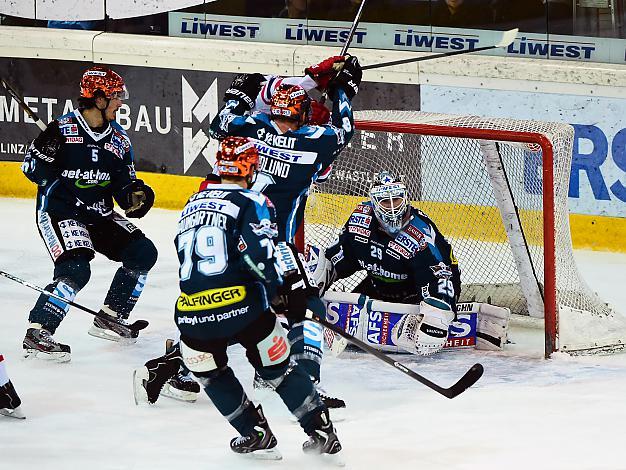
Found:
[272,270,312,323]
[223,73,265,114]
[118,180,155,219]
[327,55,362,101]
[31,120,66,163]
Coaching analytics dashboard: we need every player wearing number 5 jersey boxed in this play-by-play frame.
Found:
[20,66,157,361]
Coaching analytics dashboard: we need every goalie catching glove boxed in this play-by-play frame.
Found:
[392,298,454,356]
[116,179,155,219]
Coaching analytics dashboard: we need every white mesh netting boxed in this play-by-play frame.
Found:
[304,110,626,355]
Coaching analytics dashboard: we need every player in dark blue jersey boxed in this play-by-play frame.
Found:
[208,58,362,402]
[20,66,157,361]
[312,172,462,356]
[133,137,343,461]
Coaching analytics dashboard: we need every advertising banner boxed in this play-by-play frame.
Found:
[421,85,626,218]
[0,58,420,178]
[169,14,626,65]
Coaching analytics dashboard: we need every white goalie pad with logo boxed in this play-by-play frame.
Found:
[321,291,510,355]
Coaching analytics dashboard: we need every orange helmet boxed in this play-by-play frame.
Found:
[215,136,259,180]
[270,84,310,122]
[80,66,128,100]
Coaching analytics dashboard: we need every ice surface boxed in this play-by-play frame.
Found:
[1,198,625,470]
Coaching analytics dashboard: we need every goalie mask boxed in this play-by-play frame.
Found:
[215,136,259,184]
[270,84,311,124]
[369,172,410,235]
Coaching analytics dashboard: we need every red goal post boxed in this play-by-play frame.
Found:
[303,110,626,358]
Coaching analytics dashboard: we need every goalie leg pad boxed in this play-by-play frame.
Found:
[476,304,511,350]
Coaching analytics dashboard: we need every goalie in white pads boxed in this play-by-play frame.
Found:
[310,172,509,355]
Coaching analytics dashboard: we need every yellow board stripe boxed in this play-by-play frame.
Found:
[2,161,625,252]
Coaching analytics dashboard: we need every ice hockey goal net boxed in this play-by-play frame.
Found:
[304,110,626,357]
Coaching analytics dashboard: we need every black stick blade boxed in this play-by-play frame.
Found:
[442,363,484,399]
[128,320,150,332]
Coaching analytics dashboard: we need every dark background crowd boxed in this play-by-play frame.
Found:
[1,0,623,39]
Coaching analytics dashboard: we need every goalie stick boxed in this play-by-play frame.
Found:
[0,270,149,333]
[361,28,519,70]
[307,310,483,399]
[0,77,47,131]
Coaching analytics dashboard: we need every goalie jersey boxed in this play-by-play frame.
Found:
[325,202,462,309]
[209,88,355,243]
[21,109,137,223]
[174,185,281,340]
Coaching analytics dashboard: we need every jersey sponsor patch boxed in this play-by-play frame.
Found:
[388,240,411,259]
[257,320,291,366]
[57,116,72,125]
[177,286,247,311]
[404,225,428,250]
[60,124,78,136]
[177,305,251,327]
[354,204,372,214]
[253,141,317,165]
[354,235,368,244]
[181,198,240,219]
[348,213,372,228]
[385,249,401,260]
[237,236,248,252]
[348,225,371,237]
[394,232,426,254]
[430,262,453,279]
[65,136,83,144]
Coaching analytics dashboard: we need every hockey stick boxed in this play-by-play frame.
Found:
[0,270,149,332]
[340,0,368,56]
[307,311,483,399]
[0,77,47,131]
[361,28,518,70]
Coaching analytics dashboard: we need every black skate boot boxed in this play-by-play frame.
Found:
[23,326,71,363]
[0,380,25,419]
[160,339,200,402]
[303,408,343,465]
[88,308,138,343]
[316,386,346,411]
[230,405,281,460]
[133,343,182,405]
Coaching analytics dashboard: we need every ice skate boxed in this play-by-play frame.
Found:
[252,370,274,401]
[0,381,25,419]
[161,368,200,402]
[230,405,282,460]
[316,384,346,422]
[133,345,182,405]
[303,408,344,466]
[23,327,71,363]
[88,309,138,343]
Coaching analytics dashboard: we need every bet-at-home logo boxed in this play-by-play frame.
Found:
[182,76,219,173]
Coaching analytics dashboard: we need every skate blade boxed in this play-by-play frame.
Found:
[306,450,346,467]
[0,406,26,419]
[23,348,71,363]
[160,383,198,403]
[88,325,137,344]
[133,368,150,405]
[238,447,282,461]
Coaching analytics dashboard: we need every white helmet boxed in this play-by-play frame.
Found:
[369,172,410,235]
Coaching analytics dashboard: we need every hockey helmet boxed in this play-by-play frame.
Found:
[80,66,128,100]
[270,84,311,123]
[369,171,410,235]
[215,136,259,180]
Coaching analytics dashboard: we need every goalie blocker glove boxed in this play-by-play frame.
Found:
[224,73,265,114]
[116,179,155,219]
[30,120,66,163]
[327,56,362,100]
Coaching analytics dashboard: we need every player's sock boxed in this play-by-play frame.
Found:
[22,324,71,362]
